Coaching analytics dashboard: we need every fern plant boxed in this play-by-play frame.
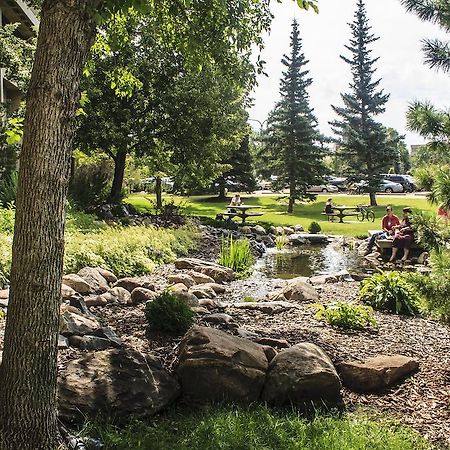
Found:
[313,302,378,330]
[359,271,421,315]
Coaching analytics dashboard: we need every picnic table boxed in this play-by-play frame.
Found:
[322,205,360,223]
[220,205,264,224]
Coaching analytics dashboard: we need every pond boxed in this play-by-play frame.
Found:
[260,241,364,279]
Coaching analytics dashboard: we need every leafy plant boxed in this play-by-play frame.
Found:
[145,291,194,334]
[313,302,378,330]
[0,204,15,234]
[308,221,321,234]
[242,296,256,303]
[411,212,449,252]
[218,235,254,278]
[359,271,421,315]
[275,234,289,250]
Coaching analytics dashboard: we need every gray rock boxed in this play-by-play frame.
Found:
[198,298,226,310]
[58,349,180,422]
[58,335,69,349]
[262,343,341,405]
[233,301,298,315]
[84,295,109,307]
[188,271,215,285]
[109,287,132,306]
[77,267,110,294]
[252,225,266,236]
[269,277,319,303]
[131,287,157,304]
[61,284,78,301]
[175,258,234,283]
[169,283,199,307]
[293,224,304,232]
[95,267,118,284]
[168,273,196,288]
[309,275,337,286]
[93,326,122,348]
[0,289,8,300]
[62,274,92,295]
[254,337,290,349]
[289,234,308,246]
[261,345,277,363]
[113,277,155,293]
[69,335,111,351]
[60,311,100,337]
[203,313,236,327]
[176,326,268,403]
[189,285,217,299]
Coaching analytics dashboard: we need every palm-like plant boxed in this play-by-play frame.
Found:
[429,167,450,211]
[402,0,450,73]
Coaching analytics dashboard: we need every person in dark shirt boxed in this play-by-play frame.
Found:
[390,208,414,262]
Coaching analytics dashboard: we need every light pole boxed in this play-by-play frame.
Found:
[248,118,268,129]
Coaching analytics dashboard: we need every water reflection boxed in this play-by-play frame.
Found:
[262,242,362,279]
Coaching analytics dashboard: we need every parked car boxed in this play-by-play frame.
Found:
[307,184,339,193]
[381,174,415,192]
[328,176,348,192]
[354,179,403,194]
[257,179,272,190]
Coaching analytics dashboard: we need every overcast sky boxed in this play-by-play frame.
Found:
[248,0,450,147]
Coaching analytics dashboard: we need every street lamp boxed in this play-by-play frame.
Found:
[248,118,268,129]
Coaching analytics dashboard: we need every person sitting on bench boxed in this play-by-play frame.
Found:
[365,206,400,255]
[390,208,414,262]
[323,198,335,221]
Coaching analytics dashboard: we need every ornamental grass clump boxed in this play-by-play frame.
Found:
[275,234,289,250]
[313,302,378,330]
[145,291,194,334]
[359,271,421,316]
[218,235,254,278]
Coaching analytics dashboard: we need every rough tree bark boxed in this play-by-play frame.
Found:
[0,1,97,449]
[155,176,163,210]
[288,182,295,213]
[109,149,127,203]
[217,176,227,200]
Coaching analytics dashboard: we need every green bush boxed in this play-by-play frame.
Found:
[411,212,449,251]
[145,291,194,334]
[0,205,15,234]
[64,223,198,277]
[218,235,254,278]
[313,302,378,330]
[308,221,322,234]
[359,271,421,315]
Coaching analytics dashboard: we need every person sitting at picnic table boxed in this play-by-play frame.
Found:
[390,207,415,262]
[229,194,242,208]
[323,198,335,221]
[437,203,449,225]
[365,206,400,255]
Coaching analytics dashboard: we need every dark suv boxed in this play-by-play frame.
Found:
[382,174,415,192]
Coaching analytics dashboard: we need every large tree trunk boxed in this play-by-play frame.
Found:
[217,176,227,200]
[109,149,127,203]
[155,176,163,210]
[369,191,377,207]
[0,2,97,449]
[288,183,295,214]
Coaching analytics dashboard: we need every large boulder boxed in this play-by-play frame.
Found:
[176,326,268,403]
[58,349,180,422]
[60,311,100,337]
[77,267,110,294]
[113,277,155,293]
[61,284,79,301]
[108,287,132,306]
[189,285,217,299]
[338,355,419,392]
[261,343,341,405]
[62,274,92,295]
[131,287,157,304]
[269,277,319,303]
[175,258,234,283]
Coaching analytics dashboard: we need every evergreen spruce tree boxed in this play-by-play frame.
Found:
[264,19,325,214]
[331,0,396,206]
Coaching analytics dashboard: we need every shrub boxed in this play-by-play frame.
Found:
[145,291,194,334]
[411,212,449,251]
[64,223,198,277]
[0,204,15,234]
[218,235,254,278]
[308,221,322,234]
[359,271,421,315]
[313,302,378,330]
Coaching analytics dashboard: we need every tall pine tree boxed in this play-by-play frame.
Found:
[331,0,395,206]
[264,19,325,213]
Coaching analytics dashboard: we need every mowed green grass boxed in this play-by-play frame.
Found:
[127,193,434,237]
[88,405,431,450]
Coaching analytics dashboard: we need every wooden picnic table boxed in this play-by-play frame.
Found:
[327,206,359,223]
[223,204,263,223]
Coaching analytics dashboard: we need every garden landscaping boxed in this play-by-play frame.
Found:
[1,210,448,449]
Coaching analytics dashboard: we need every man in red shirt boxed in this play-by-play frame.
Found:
[365,206,400,255]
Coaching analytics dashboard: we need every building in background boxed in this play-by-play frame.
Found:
[0,0,38,109]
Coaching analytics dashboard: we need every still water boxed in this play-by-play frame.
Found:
[261,241,363,279]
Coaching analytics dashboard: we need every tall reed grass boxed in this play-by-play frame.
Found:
[218,235,254,278]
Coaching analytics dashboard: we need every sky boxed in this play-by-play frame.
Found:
[248,0,450,147]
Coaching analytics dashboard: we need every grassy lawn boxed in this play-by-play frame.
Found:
[87,405,430,450]
[127,193,434,237]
